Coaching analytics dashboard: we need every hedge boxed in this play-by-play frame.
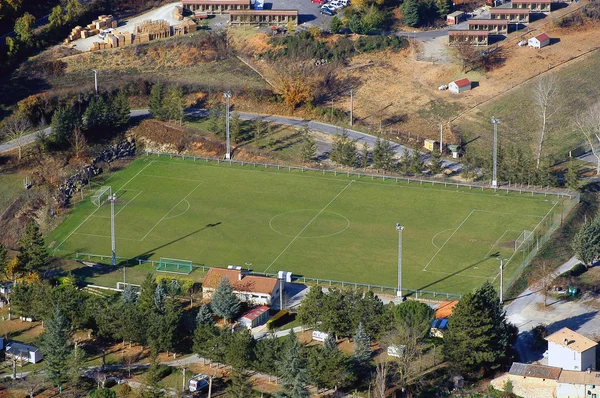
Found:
[155,275,197,294]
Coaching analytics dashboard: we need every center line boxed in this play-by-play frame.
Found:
[264,180,355,272]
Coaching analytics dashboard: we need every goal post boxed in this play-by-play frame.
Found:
[157,257,193,275]
[116,282,141,291]
[514,230,533,252]
[91,186,112,207]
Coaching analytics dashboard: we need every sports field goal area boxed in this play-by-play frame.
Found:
[156,258,193,274]
[49,156,578,295]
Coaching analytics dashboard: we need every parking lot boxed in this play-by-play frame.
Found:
[266,0,335,29]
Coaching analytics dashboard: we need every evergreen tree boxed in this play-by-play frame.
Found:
[225,328,255,370]
[297,286,324,328]
[443,282,513,375]
[14,13,35,45]
[210,277,240,323]
[121,285,138,305]
[208,104,226,137]
[373,136,395,171]
[17,221,47,274]
[142,353,163,398]
[436,0,452,18]
[138,274,157,314]
[353,322,371,369]
[196,303,214,325]
[51,105,80,145]
[230,113,243,143]
[566,159,579,190]
[90,389,116,398]
[148,83,165,120]
[408,149,424,175]
[193,323,220,361]
[308,332,353,391]
[41,306,72,386]
[402,0,421,27]
[331,131,357,167]
[300,132,317,162]
[360,142,370,168]
[163,85,185,124]
[254,337,284,377]
[0,243,7,270]
[226,371,254,398]
[68,346,86,391]
[65,0,83,22]
[429,149,443,175]
[154,283,166,312]
[572,215,600,267]
[83,96,106,130]
[277,332,309,398]
[49,5,65,28]
[330,16,342,34]
[393,300,434,339]
[113,90,131,127]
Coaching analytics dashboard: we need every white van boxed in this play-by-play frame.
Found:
[98,28,114,40]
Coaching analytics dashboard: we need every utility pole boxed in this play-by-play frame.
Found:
[396,223,405,299]
[331,99,334,119]
[224,91,232,159]
[350,89,353,126]
[279,277,283,310]
[110,191,117,266]
[498,257,506,303]
[491,116,500,188]
[91,69,98,95]
[439,123,443,153]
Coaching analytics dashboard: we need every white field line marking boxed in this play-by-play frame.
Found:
[422,209,475,271]
[140,183,203,241]
[264,180,355,273]
[483,229,512,260]
[54,161,155,252]
[490,200,560,283]
[164,199,191,220]
[431,228,455,250]
[141,174,204,182]
[474,209,545,218]
[73,232,142,242]
[424,269,490,279]
[149,160,562,204]
[115,190,143,216]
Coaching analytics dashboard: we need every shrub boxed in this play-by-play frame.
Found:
[155,275,196,294]
[265,310,289,331]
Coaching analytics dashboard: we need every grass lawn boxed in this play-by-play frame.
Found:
[47,156,569,296]
[0,172,24,214]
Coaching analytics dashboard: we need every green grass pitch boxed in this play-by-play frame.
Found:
[48,156,565,295]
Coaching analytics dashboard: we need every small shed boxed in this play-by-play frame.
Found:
[430,318,449,338]
[6,342,43,363]
[238,305,270,329]
[528,32,550,49]
[447,144,461,158]
[424,139,438,151]
[449,78,471,94]
[447,11,465,25]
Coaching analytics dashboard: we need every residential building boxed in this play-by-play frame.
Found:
[449,78,472,94]
[528,32,550,48]
[447,11,466,25]
[468,19,509,34]
[229,10,299,27]
[238,305,270,328]
[557,370,600,398]
[546,327,597,371]
[512,0,551,12]
[5,342,44,364]
[202,267,280,306]
[490,9,531,24]
[182,0,251,15]
[448,30,489,46]
[491,363,561,398]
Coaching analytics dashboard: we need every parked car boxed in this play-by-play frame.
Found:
[98,28,114,39]
[517,39,527,47]
[330,2,345,9]
[320,7,336,15]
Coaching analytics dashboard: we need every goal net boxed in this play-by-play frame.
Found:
[91,186,111,207]
[514,230,534,252]
[116,282,141,291]
[157,258,193,275]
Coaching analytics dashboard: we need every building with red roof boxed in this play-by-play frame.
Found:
[449,78,472,94]
[528,32,550,48]
[202,267,280,306]
[238,305,271,328]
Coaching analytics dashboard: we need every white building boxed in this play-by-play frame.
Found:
[557,369,600,398]
[202,268,280,306]
[6,342,44,364]
[546,327,597,371]
[449,78,472,94]
[528,32,550,49]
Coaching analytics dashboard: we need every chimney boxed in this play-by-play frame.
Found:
[238,272,243,281]
[564,338,569,346]
[587,368,592,374]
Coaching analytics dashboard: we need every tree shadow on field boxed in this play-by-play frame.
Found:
[417,258,489,292]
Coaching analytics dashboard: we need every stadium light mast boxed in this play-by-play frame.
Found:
[498,257,507,304]
[396,223,405,299]
[224,91,232,159]
[91,69,98,95]
[110,192,117,267]
[491,116,500,188]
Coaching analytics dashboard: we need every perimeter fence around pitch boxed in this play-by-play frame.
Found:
[72,252,462,301]
[144,151,579,200]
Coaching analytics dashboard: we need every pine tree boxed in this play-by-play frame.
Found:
[138,274,157,316]
[409,149,424,175]
[163,85,185,125]
[436,0,452,18]
[153,284,166,312]
[148,83,165,120]
[443,282,512,375]
[330,16,342,34]
[277,332,309,398]
[68,346,86,391]
[225,328,255,370]
[230,113,243,143]
[323,332,337,352]
[51,105,80,145]
[402,0,421,27]
[121,285,138,305]
[226,371,254,398]
[49,5,65,28]
[113,90,131,127]
[196,303,214,325]
[297,286,324,328]
[193,323,220,361]
[566,159,579,190]
[14,13,36,45]
[429,150,443,175]
[353,322,371,368]
[17,221,47,274]
[42,306,72,386]
[360,142,370,168]
[65,0,83,22]
[0,243,7,270]
[300,132,317,162]
[572,215,600,267]
[210,277,241,323]
[393,300,434,339]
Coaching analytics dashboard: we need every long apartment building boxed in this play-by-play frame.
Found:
[490,8,531,24]
[467,19,509,34]
[229,10,298,26]
[511,0,551,12]
[448,30,489,46]
[182,0,251,14]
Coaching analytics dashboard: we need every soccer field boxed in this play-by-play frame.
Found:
[48,156,573,295]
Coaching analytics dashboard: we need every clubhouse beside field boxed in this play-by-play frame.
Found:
[202,268,280,306]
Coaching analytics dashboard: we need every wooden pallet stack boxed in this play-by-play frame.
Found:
[173,18,197,36]
[174,5,184,21]
[134,19,170,40]
[64,15,118,43]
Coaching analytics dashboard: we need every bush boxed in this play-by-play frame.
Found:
[156,364,172,379]
[155,275,196,294]
[265,310,289,331]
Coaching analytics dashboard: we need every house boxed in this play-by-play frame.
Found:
[449,78,472,94]
[447,11,465,25]
[181,0,251,15]
[238,305,270,329]
[202,267,280,306]
[528,32,550,49]
[490,8,531,24]
[512,0,551,12]
[468,19,509,34]
[448,30,489,46]
[546,327,597,371]
[557,370,600,398]
[491,362,561,398]
[229,10,299,27]
[5,342,43,364]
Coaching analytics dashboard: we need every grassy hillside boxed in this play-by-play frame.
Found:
[0,173,24,215]
[453,51,600,159]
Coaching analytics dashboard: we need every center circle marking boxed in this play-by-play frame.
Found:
[269,209,350,239]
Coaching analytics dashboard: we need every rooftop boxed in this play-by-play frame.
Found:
[535,32,550,42]
[203,268,278,296]
[490,8,531,14]
[448,11,465,17]
[559,370,600,385]
[512,0,551,3]
[509,362,562,380]
[182,0,250,4]
[230,10,298,15]
[448,30,489,36]
[435,300,459,318]
[453,78,471,88]
[545,327,598,353]
[6,342,40,353]
[468,19,509,25]
[239,305,270,321]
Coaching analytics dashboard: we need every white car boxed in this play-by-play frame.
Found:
[98,28,114,39]
[321,4,336,11]
[517,39,527,47]
[329,1,345,8]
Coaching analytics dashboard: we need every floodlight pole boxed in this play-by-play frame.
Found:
[92,70,98,95]
[396,223,405,299]
[498,258,506,303]
[110,192,117,267]
[350,89,353,126]
[491,116,500,188]
[224,91,232,159]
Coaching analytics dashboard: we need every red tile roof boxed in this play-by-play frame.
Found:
[535,33,550,42]
[512,0,551,3]
[453,78,471,88]
[467,19,509,25]
[183,0,250,4]
[240,305,269,321]
[435,300,459,318]
[202,268,278,295]
[449,30,489,36]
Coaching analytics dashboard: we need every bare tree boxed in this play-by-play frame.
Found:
[533,74,559,168]
[387,327,422,397]
[122,352,140,378]
[69,127,88,159]
[373,360,389,398]
[14,371,47,398]
[576,100,600,175]
[3,116,32,161]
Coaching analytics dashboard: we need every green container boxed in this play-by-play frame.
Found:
[567,286,579,297]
